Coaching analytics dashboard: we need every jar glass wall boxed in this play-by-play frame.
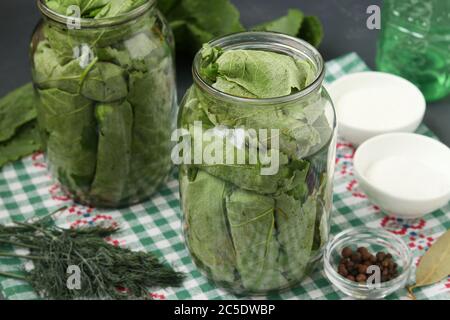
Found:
[178,32,337,294]
[30,0,177,208]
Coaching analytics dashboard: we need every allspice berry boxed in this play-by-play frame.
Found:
[351,252,362,263]
[357,264,368,274]
[356,274,367,283]
[338,264,348,277]
[376,252,386,262]
[357,247,369,255]
[342,247,353,258]
[337,247,399,284]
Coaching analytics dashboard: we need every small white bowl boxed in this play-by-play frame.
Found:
[328,72,426,146]
[354,133,450,218]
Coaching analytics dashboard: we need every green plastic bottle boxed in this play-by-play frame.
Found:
[376,0,450,102]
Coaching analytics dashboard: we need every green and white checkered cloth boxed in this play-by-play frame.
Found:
[1,53,449,300]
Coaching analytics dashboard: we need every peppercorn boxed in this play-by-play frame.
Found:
[361,251,372,261]
[351,252,362,263]
[357,247,369,255]
[337,247,399,284]
[347,275,356,281]
[346,260,355,269]
[376,252,386,262]
[342,247,353,258]
[356,274,367,283]
[357,264,368,274]
[338,264,348,277]
[363,260,372,266]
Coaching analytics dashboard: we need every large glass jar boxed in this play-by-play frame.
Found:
[30,0,177,208]
[178,32,337,294]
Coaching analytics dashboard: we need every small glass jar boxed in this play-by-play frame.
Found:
[178,32,337,294]
[30,0,177,208]
[324,227,412,300]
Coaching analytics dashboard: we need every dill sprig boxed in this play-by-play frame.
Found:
[0,207,185,299]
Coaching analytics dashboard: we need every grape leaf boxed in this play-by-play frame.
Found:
[226,187,288,292]
[252,9,304,37]
[0,122,41,167]
[298,16,324,47]
[90,100,133,206]
[180,168,237,284]
[0,83,37,143]
[160,0,244,54]
[38,88,97,198]
[213,50,303,98]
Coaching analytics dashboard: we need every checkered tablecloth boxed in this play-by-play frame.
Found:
[1,53,449,300]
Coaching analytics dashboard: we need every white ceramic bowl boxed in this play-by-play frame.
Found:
[354,133,450,218]
[328,72,426,146]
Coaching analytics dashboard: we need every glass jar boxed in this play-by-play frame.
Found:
[30,0,177,208]
[178,32,337,294]
[376,0,450,102]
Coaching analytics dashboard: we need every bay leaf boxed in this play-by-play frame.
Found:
[407,229,450,299]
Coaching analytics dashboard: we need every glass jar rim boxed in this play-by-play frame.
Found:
[192,31,326,105]
[37,0,155,28]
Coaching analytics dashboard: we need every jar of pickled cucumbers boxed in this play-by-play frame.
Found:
[177,32,337,294]
[30,0,177,208]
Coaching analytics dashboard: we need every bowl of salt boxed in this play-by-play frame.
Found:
[327,71,426,146]
[353,133,450,218]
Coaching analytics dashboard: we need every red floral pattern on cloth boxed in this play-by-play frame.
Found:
[335,142,356,176]
[380,216,427,235]
[407,232,434,251]
[31,152,46,169]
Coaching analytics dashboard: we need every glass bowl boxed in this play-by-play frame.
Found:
[324,227,413,300]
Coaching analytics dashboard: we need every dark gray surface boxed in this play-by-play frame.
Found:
[0,0,449,146]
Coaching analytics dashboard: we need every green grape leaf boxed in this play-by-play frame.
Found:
[252,9,304,37]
